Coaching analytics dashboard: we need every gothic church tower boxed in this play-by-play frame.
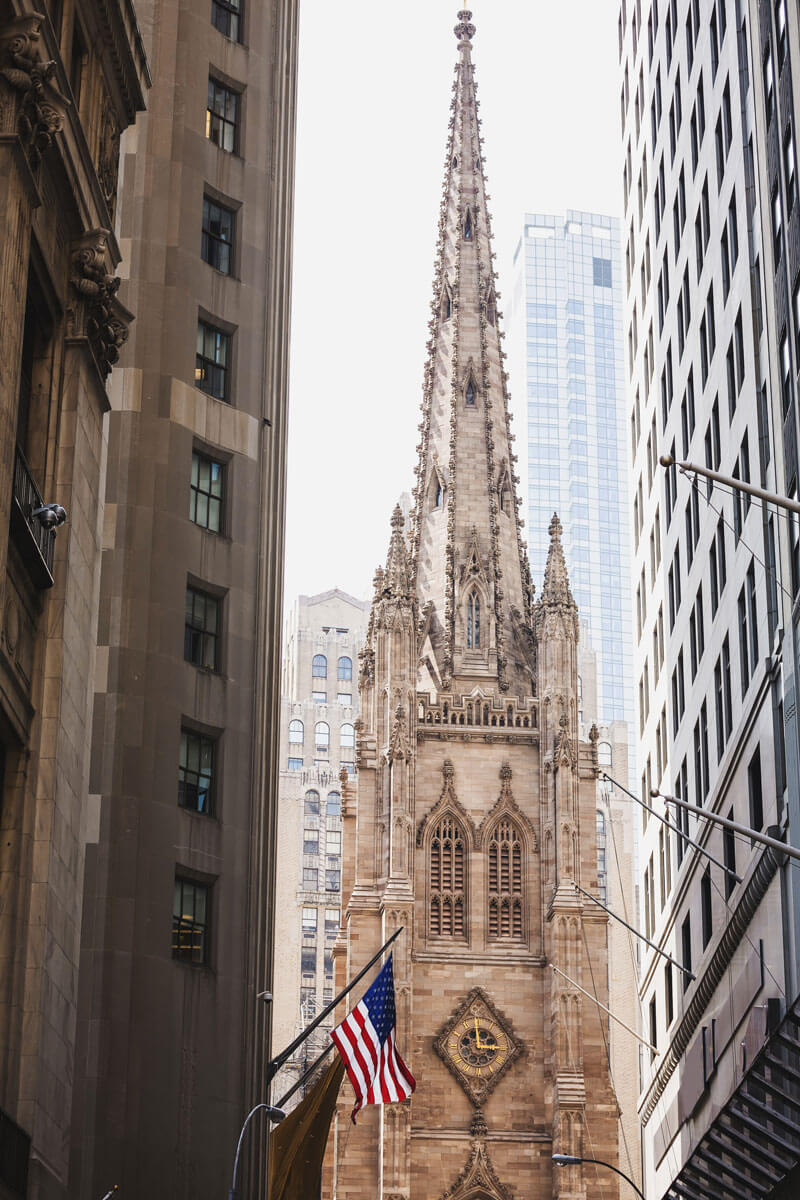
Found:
[329,13,620,1198]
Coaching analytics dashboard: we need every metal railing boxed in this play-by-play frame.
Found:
[12,446,54,586]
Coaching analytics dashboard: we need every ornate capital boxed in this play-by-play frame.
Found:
[453,10,476,45]
[68,230,132,380]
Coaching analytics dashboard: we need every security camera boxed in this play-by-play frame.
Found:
[31,504,67,530]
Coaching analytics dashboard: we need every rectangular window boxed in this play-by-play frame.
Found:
[724,809,736,899]
[773,187,783,266]
[304,827,319,854]
[179,728,215,814]
[206,76,240,152]
[326,829,341,855]
[288,757,303,771]
[303,867,318,889]
[326,867,341,892]
[302,905,318,932]
[781,331,792,416]
[211,0,241,40]
[682,913,692,989]
[748,746,763,831]
[747,561,759,673]
[173,876,211,965]
[665,962,674,1026]
[649,994,658,1061]
[701,868,712,947]
[190,451,224,532]
[765,48,775,123]
[196,319,231,402]
[738,585,749,695]
[201,196,235,274]
[185,585,220,669]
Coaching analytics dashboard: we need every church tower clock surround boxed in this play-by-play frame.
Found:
[326,12,622,1199]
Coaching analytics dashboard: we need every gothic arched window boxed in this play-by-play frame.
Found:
[488,819,523,941]
[464,208,473,240]
[429,815,466,938]
[467,592,481,649]
[312,654,327,678]
[465,377,476,406]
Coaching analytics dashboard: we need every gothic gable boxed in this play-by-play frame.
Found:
[476,762,538,851]
[416,759,478,848]
[437,1137,514,1200]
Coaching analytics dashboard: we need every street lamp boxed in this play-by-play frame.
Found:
[552,1154,646,1200]
[227,1103,286,1200]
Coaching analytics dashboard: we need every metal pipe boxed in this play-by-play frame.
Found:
[652,789,800,863]
[550,964,657,1053]
[660,453,800,515]
[600,772,741,882]
[572,881,694,979]
[227,1103,286,1199]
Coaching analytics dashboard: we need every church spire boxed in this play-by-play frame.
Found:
[409,11,533,697]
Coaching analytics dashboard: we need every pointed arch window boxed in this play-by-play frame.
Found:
[467,591,481,649]
[488,819,524,941]
[429,815,466,938]
[465,377,476,406]
[464,208,473,240]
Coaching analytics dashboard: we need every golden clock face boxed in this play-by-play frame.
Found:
[446,1016,510,1078]
[434,988,522,1104]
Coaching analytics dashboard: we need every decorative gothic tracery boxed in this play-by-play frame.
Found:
[429,814,466,938]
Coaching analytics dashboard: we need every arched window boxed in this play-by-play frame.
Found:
[488,819,523,941]
[288,719,304,744]
[326,790,341,817]
[464,208,473,240]
[338,656,352,681]
[465,377,476,406]
[312,654,327,678]
[304,789,320,817]
[434,479,443,507]
[315,722,330,752]
[598,741,612,767]
[429,815,466,938]
[596,810,607,903]
[467,592,481,649]
[340,722,355,749]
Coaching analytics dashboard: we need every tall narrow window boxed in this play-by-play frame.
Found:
[464,209,473,240]
[465,377,476,406]
[190,451,224,532]
[173,877,211,965]
[211,0,241,40]
[487,819,524,941]
[202,196,235,274]
[196,319,231,402]
[466,592,481,649]
[430,816,466,938]
[184,586,220,669]
[179,728,215,814]
[338,656,352,681]
[206,77,239,152]
[312,654,327,678]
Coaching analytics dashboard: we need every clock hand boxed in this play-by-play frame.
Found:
[474,1017,487,1050]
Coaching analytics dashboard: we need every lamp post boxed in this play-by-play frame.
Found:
[552,1154,646,1200]
[227,1103,286,1200]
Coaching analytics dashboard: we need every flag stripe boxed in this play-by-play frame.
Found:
[330,953,416,1123]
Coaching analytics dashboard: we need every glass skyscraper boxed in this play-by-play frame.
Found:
[508,210,631,724]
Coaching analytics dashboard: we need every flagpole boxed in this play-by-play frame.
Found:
[265,926,403,1084]
[275,1041,336,1109]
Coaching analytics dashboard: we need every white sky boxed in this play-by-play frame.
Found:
[283,0,622,607]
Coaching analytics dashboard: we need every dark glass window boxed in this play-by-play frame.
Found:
[173,877,211,964]
[593,257,612,287]
[701,869,712,947]
[748,746,763,831]
[196,320,230,402]
[190,451,224,532]
[202,196,235,274]
[211,0,241,40]
[681,913,692,989]
[179,728,215,813]
[185,586,220,669]
[724,809,736,899]
[206,77,239,152]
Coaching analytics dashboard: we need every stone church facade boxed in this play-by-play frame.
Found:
[327,12,622,1200]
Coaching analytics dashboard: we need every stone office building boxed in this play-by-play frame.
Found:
[272,589,369,1110]
[67,0,299,1197]
[0,0,299,1196]
[327,13,629,1199]
[0,2,147,1196]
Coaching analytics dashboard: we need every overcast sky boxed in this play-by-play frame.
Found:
[283,0,622,607]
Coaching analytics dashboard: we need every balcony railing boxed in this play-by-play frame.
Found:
[11,446,55,588]
[0,1107,30,1197]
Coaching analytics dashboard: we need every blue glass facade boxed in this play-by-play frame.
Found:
[509,210,632,725]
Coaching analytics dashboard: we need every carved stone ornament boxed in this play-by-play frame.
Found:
[415,758,478,848]
[476,761,538,851]
[433,987,522,1107]
[0,13,69,170]
[388,702,410,763]
[437,1140,514,1200]
[453,10,476,46]
[69,230,132,380]
[97,101,121,219]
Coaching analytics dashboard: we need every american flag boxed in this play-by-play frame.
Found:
[330,953,415,1123]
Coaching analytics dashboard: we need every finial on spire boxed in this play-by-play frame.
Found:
[540,511,577,613]
[391,503,405,532]
[548,512,563,542]
[454,9,475,46]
